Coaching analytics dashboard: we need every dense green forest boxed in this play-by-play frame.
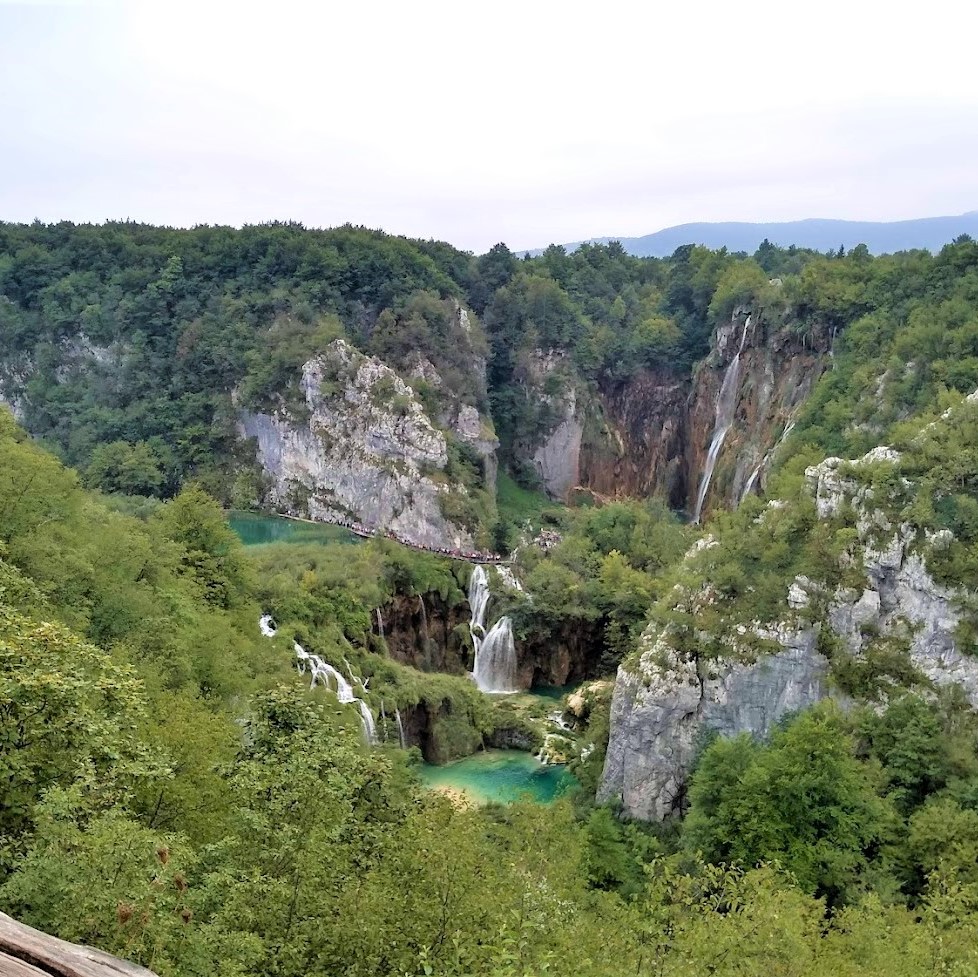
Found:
[5,222,978,974]
[0,221,821,498]
[3,408,978,976]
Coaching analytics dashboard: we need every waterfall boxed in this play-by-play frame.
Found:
[306,654,355,702]
[375,607,385,642]
[259,614,277,637]
[693,315,750,523]
[473,616,518,693]
[741,465,762,502]
[467,566,519,693]
[395,707,406,749]
[380,698,388,743]
[356,700,378,744]
[291,639,377,744]
[468,566,490,637]
[418,594,429,641]
[740,420,797,504]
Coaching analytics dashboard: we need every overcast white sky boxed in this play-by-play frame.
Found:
[2,0,977,253]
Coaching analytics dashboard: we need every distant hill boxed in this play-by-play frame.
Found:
[524,212,978,258]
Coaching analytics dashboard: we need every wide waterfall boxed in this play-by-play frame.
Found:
[473,616,518,693]
[468,566,519,693]
[693,315,751,524]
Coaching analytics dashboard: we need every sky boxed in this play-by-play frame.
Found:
[2,0,977,253]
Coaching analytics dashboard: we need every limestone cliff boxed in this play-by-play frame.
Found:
[239,339,493,548]
[599,427,978,820]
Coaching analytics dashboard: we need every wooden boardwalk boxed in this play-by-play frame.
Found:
[274,512,512,565]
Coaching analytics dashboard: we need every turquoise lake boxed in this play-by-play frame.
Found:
[420,749,576,805]
[228,511,360,547]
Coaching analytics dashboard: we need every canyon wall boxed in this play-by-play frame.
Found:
[515,304,835,517]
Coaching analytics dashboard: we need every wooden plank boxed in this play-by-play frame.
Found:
[0,949,49,977]
[0,913,158,977]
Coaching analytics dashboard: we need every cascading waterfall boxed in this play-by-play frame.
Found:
[473,616,518,693]
[467,566,518,693]
[375,607,385,642]
[395,707,406,749]
[693,315,751,524]
[468,565,490,638]
[289,634,377,744]
[259,614,277,637]
[356,700,378,744]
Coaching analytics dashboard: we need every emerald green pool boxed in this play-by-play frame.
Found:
[420,749,576,805]
[228,511,360,547]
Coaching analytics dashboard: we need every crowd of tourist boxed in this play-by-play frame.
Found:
[325,515,506,563]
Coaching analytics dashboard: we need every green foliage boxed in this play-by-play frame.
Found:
[0,603,158,855]
[684,704,895,904]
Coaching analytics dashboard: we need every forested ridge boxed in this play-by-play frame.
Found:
[4,222,978,975]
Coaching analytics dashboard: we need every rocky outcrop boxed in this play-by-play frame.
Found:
[579,368,689,508]
[598,627,828,820]
[239,339,486,549]
[600,435,978,821]
[806,450,978,703]
[381,590,471,675]
[518,618,607,688]
[511,350,583,499]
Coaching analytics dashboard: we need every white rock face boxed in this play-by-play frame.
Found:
[532,386,583,500]
[520,350,583,499]
[238,339,477,548]
[808,448,978,703]
[598,627,827,820]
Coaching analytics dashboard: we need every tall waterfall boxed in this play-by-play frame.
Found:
[473,616,518,693]
[693,316,751,524]
[467,566,518,693]
[375,607,385,642]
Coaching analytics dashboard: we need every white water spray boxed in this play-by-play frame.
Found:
[467,567,519,693]
[693,316,750,523]
[473,616,518,693]
[259,614,277,637]
[468,566,490,639]
[289,635,377,744]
